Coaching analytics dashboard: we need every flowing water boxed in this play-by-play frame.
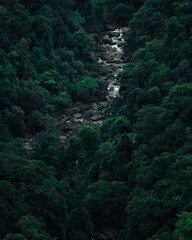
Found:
[96,27,129,99]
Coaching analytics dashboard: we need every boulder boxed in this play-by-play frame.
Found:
[108,31,120,38]
[99,52,116,61]
[104,24,117,31]
[60,136,67,143]
[107,46,116,52]
[91,33,101,42]
[105,59,121,64]
[108,87,114,92]
[100,102,109,108]
[101,65,116,74]
[97,45,108,52]
[91,115,101,121]
[102,36,112,44]
[91,103,99,110]
[118,42,124,47]
[74,113,83,119]
[65,107,80,115]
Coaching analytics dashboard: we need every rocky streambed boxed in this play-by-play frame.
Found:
[57,25,129,144]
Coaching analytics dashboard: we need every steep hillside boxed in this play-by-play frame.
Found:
[1,1,192,240]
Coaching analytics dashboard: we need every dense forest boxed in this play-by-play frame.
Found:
[1,0,192,239]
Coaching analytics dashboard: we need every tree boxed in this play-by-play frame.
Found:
[174,212,192,240]
[4,106,25,138]
[2,234,26,240]
[14,159,68,240]
[110,116,131,139]
[68,207,94,239]
[85,181,127,228]
[18,215,55,240]
[79,125,101,157]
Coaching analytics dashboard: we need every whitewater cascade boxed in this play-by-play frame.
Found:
[96,26,129,98]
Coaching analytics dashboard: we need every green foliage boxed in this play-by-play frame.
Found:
[80,125,101,157]
[4,106,25,138]
[110,116,131,138]
[54,91,72,110]
[68,207,94,239]
[76,77,106,101]
[85,180,127,227]
[33,132,67,171]
[18,215,55,240]
[174,212,192,240]
[111,3,134,20]
[27,110,46,133]
[2,234,27,240]
[1,0,192,239]
[0,0,103,137]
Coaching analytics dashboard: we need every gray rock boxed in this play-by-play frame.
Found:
[96,45,108,52]
[102,36,112,44]
[105,59,121,64]
[99,52,116,61]
[74,113,83,119]
[60,136,67,143]
[23,143,33,151]
[110,40,118,45]
[91,103,99,110]
[91,33,101,42]
[101,65,116,75]
[104,24,117,31]
[108,31,120,38]
[65,107,80,115]
[100,102,109,108]
[107,46,116,52]
[91,115,101,121]
[118,42,124,47]
[109,87,114,92]
[100,68,110,76]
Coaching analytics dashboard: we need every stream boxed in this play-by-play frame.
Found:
[97,26,129,98]
[23,24,129,150]
[57,25,129,144]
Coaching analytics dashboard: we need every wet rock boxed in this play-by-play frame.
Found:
[105,59,121,64]
[102,36,112,44]
[104,24,117,31]
[91,115,101,121]
[101,65,117,75]
[66,107,80,115]
[91,103,99,110]
[74,113,83,119]
[110,41,118,45]
[108,47,116,52]
[97,45,108,52]
[100,68,111,76]
[84,109,95,118]
[100,102,109,108]
[118,42,124,47]
[23,142,33,151]
[108,31,120,38]
[109,87,114,92]
[99,52,116,61]
[77,102,90,111]
[60,136,67,143]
